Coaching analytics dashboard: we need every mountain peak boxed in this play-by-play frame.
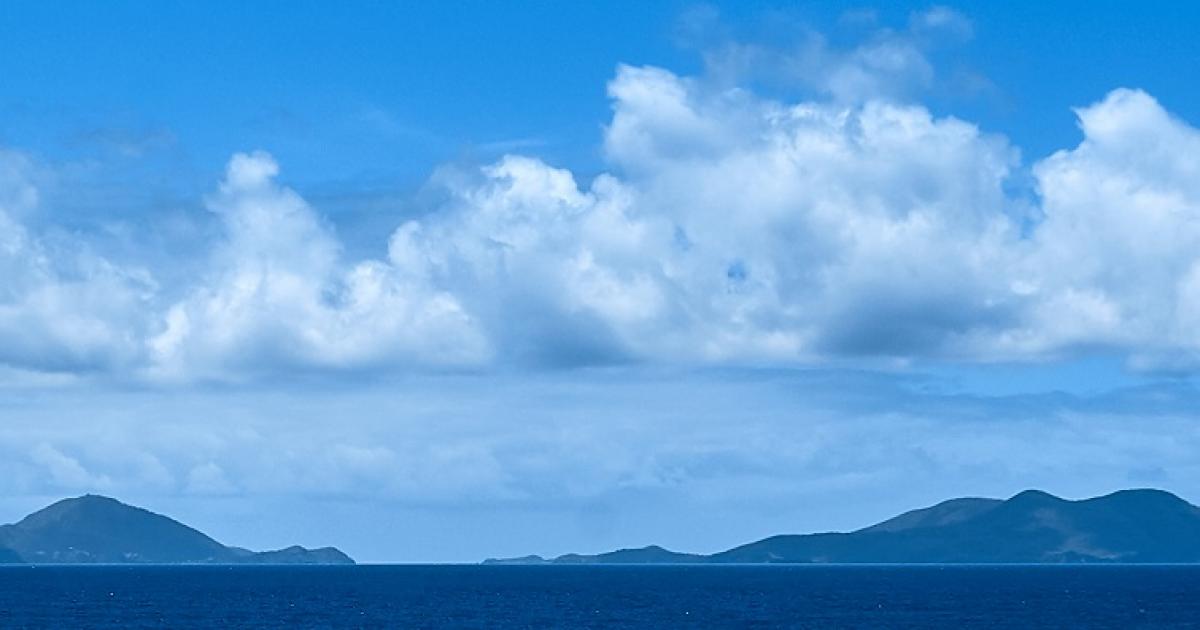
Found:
[861,497,1001,533]
[1096,488,1188,503]
[1007,489,1063,503]
[34,494,134,514]
[49,494,123,508]
[15,494,162,531]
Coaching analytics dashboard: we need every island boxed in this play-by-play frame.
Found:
[485,489,1200,564]
[0,494,353,564]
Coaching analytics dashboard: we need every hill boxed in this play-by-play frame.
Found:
[0,495,353,564]
[485,489,1200,564]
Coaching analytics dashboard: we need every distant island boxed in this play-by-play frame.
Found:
[485,489,1200,564]
[0,495,353,564]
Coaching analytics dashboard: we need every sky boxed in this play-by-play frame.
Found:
[3,1,1200,562]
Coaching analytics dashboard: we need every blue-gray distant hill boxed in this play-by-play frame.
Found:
[0,495,353,564]
[484,489,1200,565]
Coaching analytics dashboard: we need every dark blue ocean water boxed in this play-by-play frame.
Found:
[1,565,1198,628]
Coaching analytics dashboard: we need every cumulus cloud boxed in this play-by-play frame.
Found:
[147,151,487,379]
[4,60,1200,377]
[387,155,672,365]
[0,150,152,374]
[1021,89,1200,367]
[367,64,1025,366]
[602,64,1024,359]
[372,70,1200,370]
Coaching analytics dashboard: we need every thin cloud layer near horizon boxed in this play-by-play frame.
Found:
[3,1,1200,562]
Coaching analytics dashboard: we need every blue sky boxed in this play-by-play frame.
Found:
[3,2,1200,561]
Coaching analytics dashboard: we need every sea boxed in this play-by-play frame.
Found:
[1,564,1198,628]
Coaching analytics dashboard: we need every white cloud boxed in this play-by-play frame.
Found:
[690,6,973,104]
[0,150,152,373]
[380,69,1200,369]
[382,64,1024,364]
[385,155,672,365]
[1019,89,1200,367]
[30,443,112,491]
[909,6,974,42]
[147,151,488,379]
[3,63,1200,377]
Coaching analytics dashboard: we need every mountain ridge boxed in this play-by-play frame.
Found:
[0,494,353,565]
[484,489,1200,565]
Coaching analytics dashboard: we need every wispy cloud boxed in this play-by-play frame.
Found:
[67,126,177,158]
[678,5,976,103]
